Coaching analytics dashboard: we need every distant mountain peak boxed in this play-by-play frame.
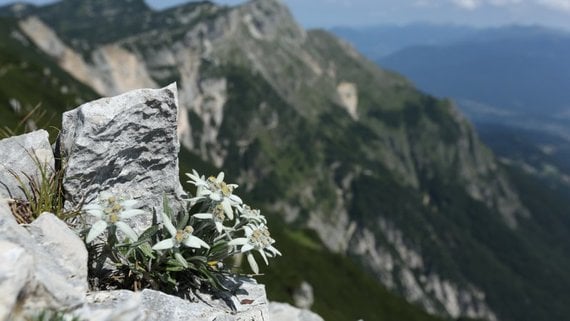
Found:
[238,0,305,42]
[0,2,36,18]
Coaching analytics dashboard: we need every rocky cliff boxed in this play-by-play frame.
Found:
[2,1,568,320]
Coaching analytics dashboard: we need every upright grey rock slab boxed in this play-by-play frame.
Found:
[59,83,185,220]
[0,130,53,199]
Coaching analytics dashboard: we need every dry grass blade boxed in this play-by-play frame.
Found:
[8,198,33,224]
[8,148,72,222]
[1,103,52,139]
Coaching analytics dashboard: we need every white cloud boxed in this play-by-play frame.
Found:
[407,0,570,13]
[489,0,523,5]
[452,0,481,9]
[538,0,570,11]
[445,0,569,10]
[415,0,515,10]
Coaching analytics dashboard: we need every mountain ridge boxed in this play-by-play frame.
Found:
[331,23,479,57]
[376,25,570,118]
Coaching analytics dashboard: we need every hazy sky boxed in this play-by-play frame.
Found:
[2,0,570,29]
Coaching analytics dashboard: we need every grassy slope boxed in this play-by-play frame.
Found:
[477,123,570,178]
[259,219,444,321]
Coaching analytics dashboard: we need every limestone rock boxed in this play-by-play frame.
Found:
[293,281,314,310]
[0,201,87,320]
[19,17,157,96]
[26,213,88,307]
[336,82,358,120]
[0,130,53,200]
[86,278,268,321]
[59,83,186,221]
[0,241,33,321]
[74,292,145,321]
[268,302,324,321]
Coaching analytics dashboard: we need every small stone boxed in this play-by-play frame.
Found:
[293,281,314,310]
[268,302,324,321]
[0,130,54,200]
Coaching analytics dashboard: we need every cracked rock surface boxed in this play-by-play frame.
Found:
[0,129,54,200]
[59,83,186,224]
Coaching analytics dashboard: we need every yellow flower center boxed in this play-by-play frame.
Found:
[175,230,186,243]
[250,227,272,248]
[213,204,225,222]
[221,182,232,196]
[103,197,123,222]
[109,213,119,223]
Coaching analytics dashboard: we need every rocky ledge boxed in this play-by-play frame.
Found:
[0,84,323,321]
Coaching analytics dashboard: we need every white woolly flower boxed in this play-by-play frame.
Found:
[186,169,209,197]
[152,211,210,251]
[238,205,267,224]
[186,170,242,220]
[193,203,228,234]
[83,192,146,243]
[228,224,281,274]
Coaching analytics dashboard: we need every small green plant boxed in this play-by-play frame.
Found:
[82,170,281,297]
[9,149,67,223]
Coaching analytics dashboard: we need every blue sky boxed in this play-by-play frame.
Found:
[2,0,570,29]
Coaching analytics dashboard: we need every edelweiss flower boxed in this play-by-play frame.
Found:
[152,211,210,251]
[186,169,209,197]
[83,193,146,243]
[238,205,267,224]
[228,224,281,274]
[186,170,242,220]
[193,203,227,233]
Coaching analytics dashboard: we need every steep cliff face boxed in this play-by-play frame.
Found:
[5,1,566,321]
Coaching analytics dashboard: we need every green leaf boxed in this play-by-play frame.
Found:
[138,243,156,259]
[166,265,185,272]
[167,258,186,269]
[162,193,172,221]
[138,225,159,242]
[209,241,230,262]
[187,255,208,264]
[177,210,190,230]
[199,265,229,291]
[175,252,189,268]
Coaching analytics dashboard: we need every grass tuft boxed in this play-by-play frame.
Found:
[8,148,71,223]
